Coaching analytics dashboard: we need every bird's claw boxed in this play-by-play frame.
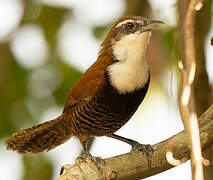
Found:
[76,152,105,174]
[130,141,153,166]
[59,164,72,175]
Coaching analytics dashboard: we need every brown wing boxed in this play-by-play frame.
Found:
[63,55,113,113]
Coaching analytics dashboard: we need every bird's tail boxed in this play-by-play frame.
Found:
[5,116,73,154]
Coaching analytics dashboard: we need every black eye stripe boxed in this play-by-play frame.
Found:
[121,21,139,33]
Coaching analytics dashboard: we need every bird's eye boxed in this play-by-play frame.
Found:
[125,22,134,30]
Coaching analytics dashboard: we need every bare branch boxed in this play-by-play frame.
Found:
[178,0,205,179]
[56,104,213,180]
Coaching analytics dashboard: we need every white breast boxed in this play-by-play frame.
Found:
[107,31,151,94]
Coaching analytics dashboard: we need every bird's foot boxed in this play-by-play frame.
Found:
[130,141,153,166]
[76,152,105,174]
[60,164,72,175]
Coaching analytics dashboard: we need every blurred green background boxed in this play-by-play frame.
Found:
[0,0,212,179]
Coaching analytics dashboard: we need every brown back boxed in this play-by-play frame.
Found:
[63,55,113,112]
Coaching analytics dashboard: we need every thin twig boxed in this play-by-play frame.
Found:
[178,0,205,180]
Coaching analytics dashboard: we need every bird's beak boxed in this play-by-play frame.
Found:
[142,20,164,32]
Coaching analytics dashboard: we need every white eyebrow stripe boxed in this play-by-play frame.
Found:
[115,20,135,27]
[115,20,143,28]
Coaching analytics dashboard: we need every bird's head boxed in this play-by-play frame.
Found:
[99,16,164,94]
[100,16,164,59]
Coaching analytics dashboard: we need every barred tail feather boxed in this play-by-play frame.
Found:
[5,116,73,154]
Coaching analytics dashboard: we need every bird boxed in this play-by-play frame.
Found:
[5,16,164,161]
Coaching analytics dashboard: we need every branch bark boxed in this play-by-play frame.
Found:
[57,104,213,180]
[178,0,205,179]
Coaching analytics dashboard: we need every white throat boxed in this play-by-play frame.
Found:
[107,32,151,94]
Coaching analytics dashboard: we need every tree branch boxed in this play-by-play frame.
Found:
[178,0,205,179]
[57,104,213,180]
